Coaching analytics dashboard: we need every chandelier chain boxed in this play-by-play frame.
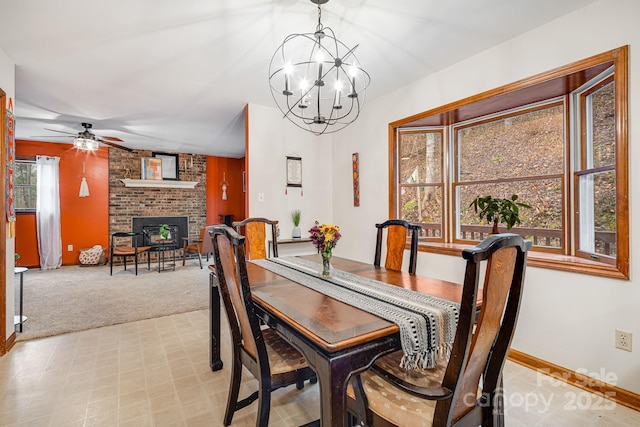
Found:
[316,1,323,33]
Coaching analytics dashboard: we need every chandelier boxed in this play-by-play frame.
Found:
[268,0,370,135]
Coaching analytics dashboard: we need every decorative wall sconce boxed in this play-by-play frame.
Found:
[220,172,229,200]
[181,155,194,171]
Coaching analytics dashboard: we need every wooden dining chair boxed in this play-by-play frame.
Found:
[109,231,152,275]
[182,226,206,269]
[199,224,220,260]
[232,217,279,259]
[374,219,423,274]
[210,225,317,427]
[348,233,531,427]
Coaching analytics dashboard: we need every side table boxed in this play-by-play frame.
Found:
[14,267,28,332]
[268,237,316,257]
[156,240,177,272]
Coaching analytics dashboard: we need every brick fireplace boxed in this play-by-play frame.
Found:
[109,149,207,240]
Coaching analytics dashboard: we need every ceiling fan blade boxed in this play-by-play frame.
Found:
[100,135,124,142]
[30,135,73,138]
[44,128,77,136]
[99,138,134,152]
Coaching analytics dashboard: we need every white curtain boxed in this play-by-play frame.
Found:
[36,156,62,270]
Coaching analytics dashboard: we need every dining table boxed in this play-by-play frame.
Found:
[208,254,477,427]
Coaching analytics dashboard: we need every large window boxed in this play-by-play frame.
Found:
[14,160,37,212]
[390,47,628,279]
[455,102,565,250]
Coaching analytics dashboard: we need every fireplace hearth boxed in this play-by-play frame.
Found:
[132,216,189,247]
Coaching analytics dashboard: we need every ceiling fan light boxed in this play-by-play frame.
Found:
[74,137,98,151]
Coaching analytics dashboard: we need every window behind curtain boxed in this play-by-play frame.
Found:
[14,160,37,212]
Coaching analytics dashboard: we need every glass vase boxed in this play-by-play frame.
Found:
[321,251,332,278]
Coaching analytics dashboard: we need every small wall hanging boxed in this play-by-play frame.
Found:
[352,152,360,206]
[79,161,90,197]
[285,156,303,195]
[220,172,229,200]
[6,98,16,236]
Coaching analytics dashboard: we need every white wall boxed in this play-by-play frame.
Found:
[0,43,16,341]
[247,103,332,252]
[331,0,640,394]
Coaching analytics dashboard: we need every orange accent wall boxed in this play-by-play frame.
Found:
[15,141,109,267]
[15,140,245,267]
[206,156,245,225]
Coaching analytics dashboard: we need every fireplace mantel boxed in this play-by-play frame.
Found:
[120,179,199,189]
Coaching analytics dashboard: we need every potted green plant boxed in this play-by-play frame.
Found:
[291,209,302,238]
[159,224,171,240]
[469,194,531,234]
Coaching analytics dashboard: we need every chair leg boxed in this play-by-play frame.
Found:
[224,356,243,426]
[134,254,139,275]
[256,380,271,427]
[197,249,203,269]
[110,251,114,275]
[182,249,187,266]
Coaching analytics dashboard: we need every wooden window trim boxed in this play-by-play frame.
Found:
[415,241,627,280]
[390,46,629,280]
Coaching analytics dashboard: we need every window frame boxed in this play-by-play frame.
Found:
[14,158,37,213]
[396,128,446,241]
[389,46,629,279]
[573,73,617,266]
[450,99,568,252]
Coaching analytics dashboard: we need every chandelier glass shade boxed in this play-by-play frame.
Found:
[268,0,370,135]
[73,136,99,151]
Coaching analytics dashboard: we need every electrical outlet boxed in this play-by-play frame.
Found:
[67,244,73,252]
[615,329,632,352]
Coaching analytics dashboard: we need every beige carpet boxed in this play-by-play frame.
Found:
[14,260,211,341]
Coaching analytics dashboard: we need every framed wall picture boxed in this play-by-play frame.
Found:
[141,157,163,180]
[152,152,179,180]
[286,156,302,187]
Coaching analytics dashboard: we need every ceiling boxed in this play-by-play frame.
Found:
[0,0,599,157]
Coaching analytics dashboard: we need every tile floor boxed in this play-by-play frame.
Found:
[0,309,638,426]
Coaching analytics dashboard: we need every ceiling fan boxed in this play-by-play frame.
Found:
[43,122,134,152]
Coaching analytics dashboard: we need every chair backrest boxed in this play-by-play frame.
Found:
[374,219,422,274]
[200,224,221,255]
[111,231,148,250]
[232,217,279,259]
[435,233,531,425]
[210,225,269,372]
